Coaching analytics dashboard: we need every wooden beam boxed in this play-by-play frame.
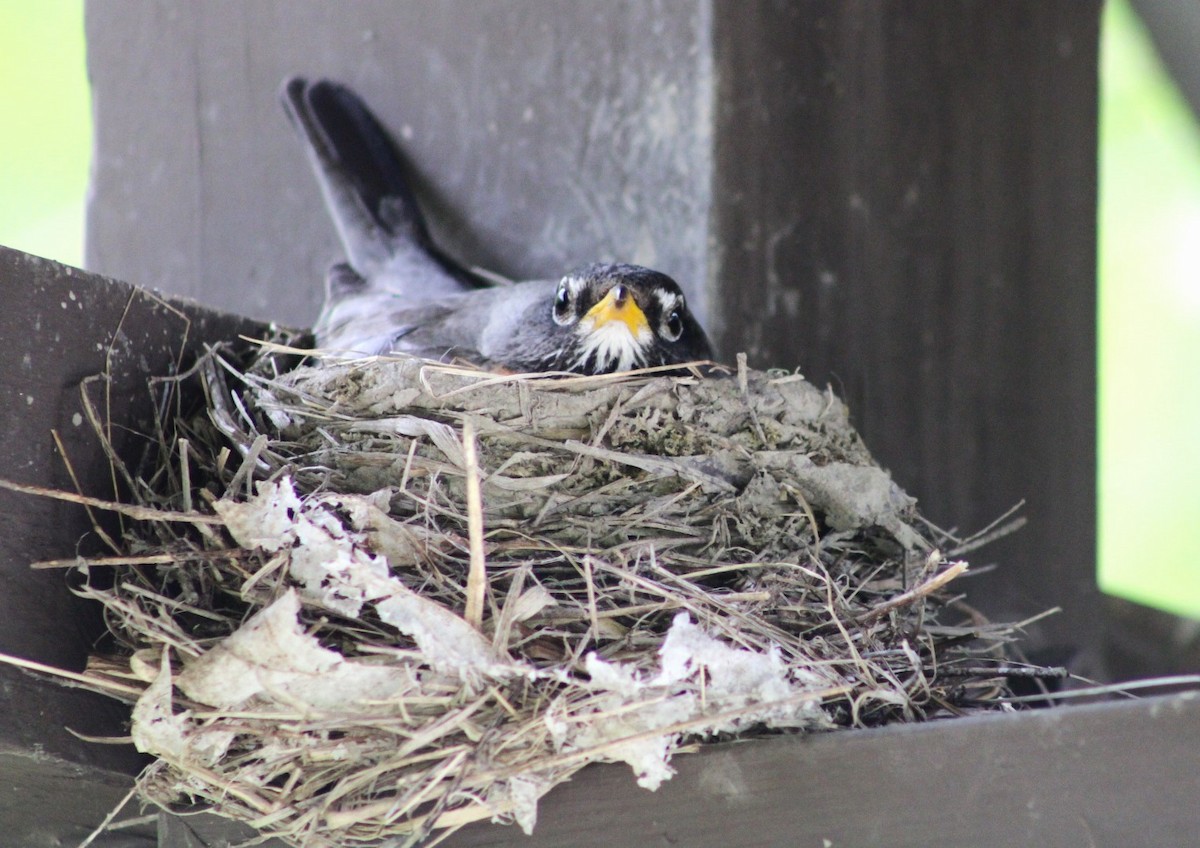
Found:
[159,693,1200,847]
[454,693,1200,847]
[0,246,265,844]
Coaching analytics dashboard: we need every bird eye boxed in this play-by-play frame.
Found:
[552,283,574,325]
[663,309,684,342]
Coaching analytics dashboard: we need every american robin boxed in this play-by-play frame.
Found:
[281,77,713,373]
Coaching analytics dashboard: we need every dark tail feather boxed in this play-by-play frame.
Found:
[281,76,489,289]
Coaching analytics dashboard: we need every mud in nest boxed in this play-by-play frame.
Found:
[63,344,1058,847]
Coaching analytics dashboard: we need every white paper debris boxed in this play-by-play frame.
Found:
[485,774,554,835]
[176,590,417,711]
[340,497,437,568]
[132,649,234,766]
[289,496,391,617]
[375,589,510,679]
[202,477,833,830]
[553,612,831,789]
[214,477,511,682]
[216,480,390,617]
[655,614,818,725]
[131,652,189,760]
[213,477,304,553]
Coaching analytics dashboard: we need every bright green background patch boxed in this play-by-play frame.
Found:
[1098,0,1200,618]
[0,0,89,268]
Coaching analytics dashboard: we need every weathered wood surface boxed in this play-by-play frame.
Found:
[448,692,1200,848]
[710,4,1103,674]
[161,692,1200,848]
[84,0,716,329]
[0,246,263,845]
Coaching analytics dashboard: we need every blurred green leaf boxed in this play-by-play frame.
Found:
[1098,0,1200,618]
[0,0,89,267]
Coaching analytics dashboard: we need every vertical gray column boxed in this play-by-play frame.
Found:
[709,3,1102,665]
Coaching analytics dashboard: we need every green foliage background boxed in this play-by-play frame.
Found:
[0,0,89,268]
[1098,0,1200,618]
[1,2,1197,618]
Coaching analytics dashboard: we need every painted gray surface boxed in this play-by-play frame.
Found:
[709,3,1102,669]
[0,725,156,848]
[448,693,1200,848]
[84,1,713,329]
[0,249,257,672]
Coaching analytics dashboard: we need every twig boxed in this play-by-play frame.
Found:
[31,550,238,569]
[860,559,968,624]
[76,784,139,848]
[0,478,222,525]
[178,438,193,513]
[1001,674,1200,703]
[938,664,1069,679]
[737,352,768,445]
[462,419,487,630]
[48,430,120,553]
[0,650,145,699]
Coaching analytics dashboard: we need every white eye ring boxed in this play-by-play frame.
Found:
[662,309,684,342]
[552,280,577,326]
[654,289,685,342]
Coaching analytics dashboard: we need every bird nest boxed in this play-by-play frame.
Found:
[58,342,1052,847]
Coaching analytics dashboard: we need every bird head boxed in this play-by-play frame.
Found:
[550,263,712,374]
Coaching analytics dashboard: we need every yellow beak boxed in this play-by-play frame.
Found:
[583,285,650,337]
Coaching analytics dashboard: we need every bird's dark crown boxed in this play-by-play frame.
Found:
[557,262,687,325]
